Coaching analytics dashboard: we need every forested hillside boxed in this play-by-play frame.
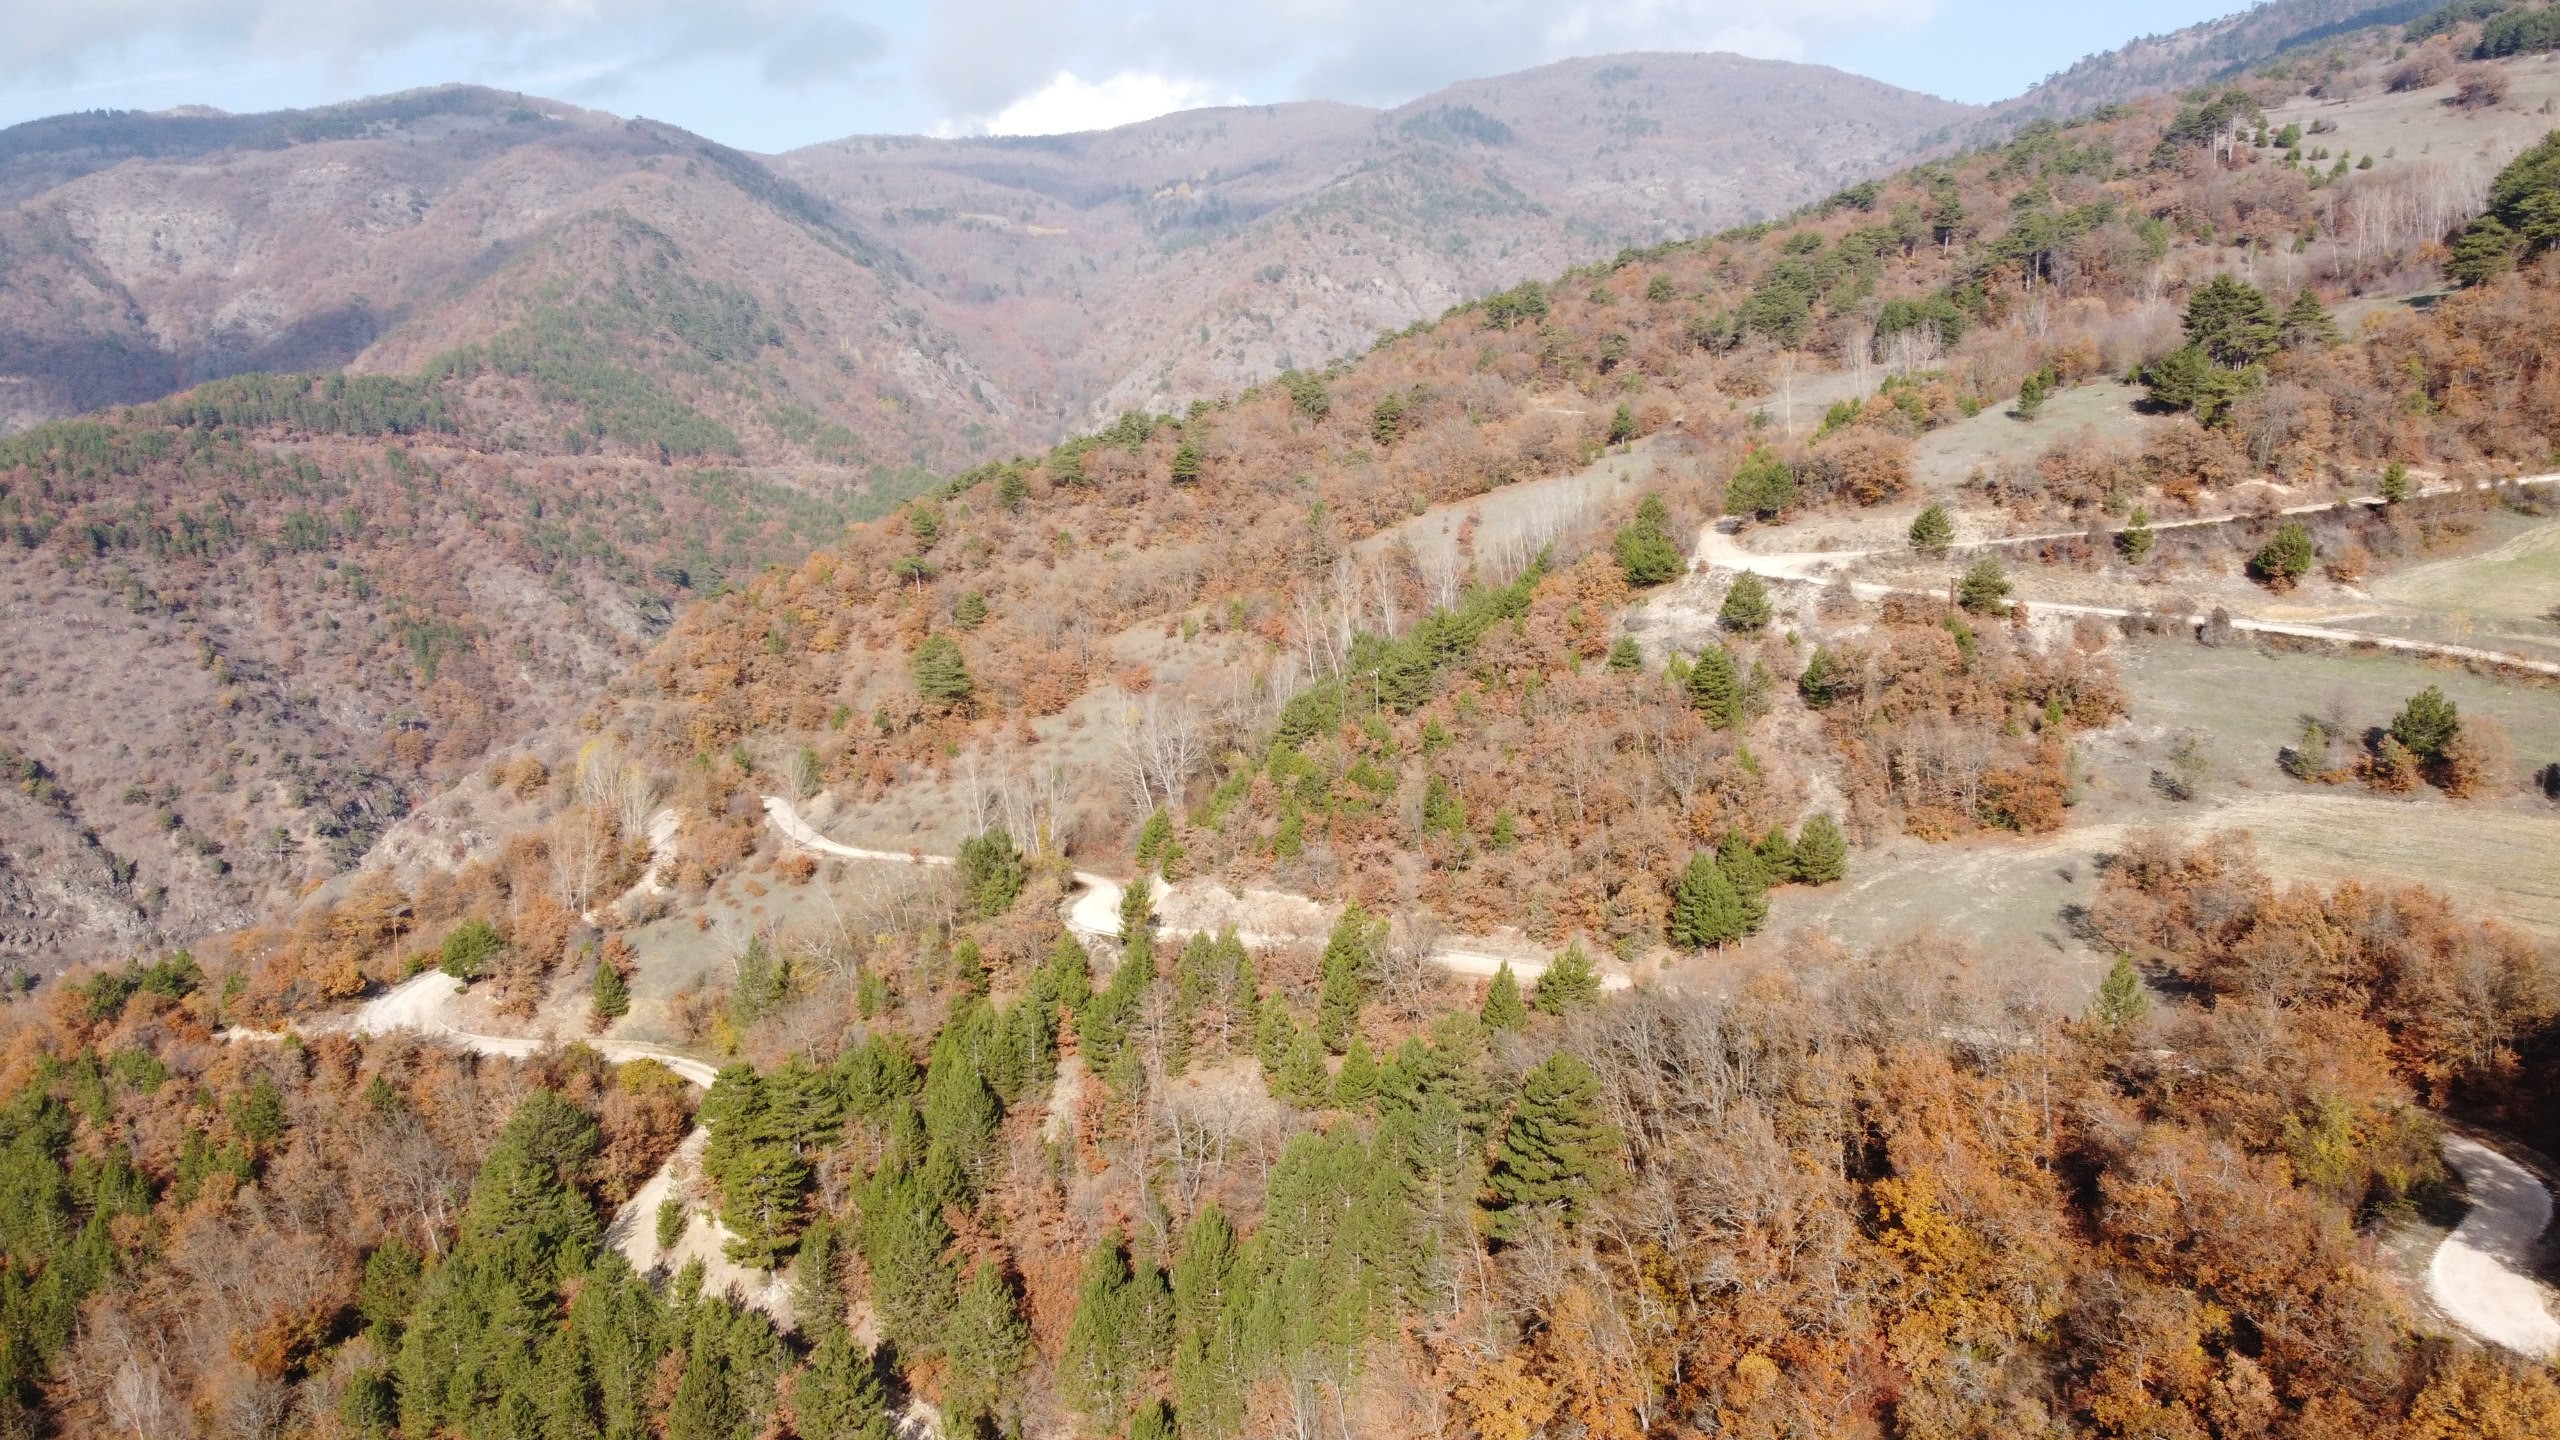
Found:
[10,5,2560,1439]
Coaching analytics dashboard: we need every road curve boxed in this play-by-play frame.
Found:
[759,797,1630,988]
[1690,511,2560,679]
[2430,1134,2560,1359]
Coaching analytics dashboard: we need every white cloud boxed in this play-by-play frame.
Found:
[947,69,1244,136]
[922,0,1938,129]
[3,0,889,91]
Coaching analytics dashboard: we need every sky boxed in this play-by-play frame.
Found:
[0,0,2265,152]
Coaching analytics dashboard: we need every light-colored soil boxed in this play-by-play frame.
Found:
[2430,1134,2560,1360]
[2266,55,2560,193]
[1910,382,2161,493]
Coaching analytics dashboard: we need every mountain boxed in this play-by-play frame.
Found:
[0,59,1977,461]
[774,53,1979,422]
[1997,0,2439,121]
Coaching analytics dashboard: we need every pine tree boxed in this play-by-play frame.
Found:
[1172,1204,1244,1439]
[1956,557,2012,614]
[2091,955,2151,1034]
[952,589,989,630]
[2249,522,2316,590]
[590,957,629,1025]
[1606,635,1642,672]
[1060,1235,1169,1423]
[2278,289,2339,349]
[1317,901,1381,1052]
[1480,961,1528,1032]
[2390,684,2462,762]
[1131,1399,1178,1440]
[2380,461,2412,503]
[1611,494,1684,586]
[910,634,973,705]
[1726,447,1798,521]
[792,1216,845,1343]
[789,1328,890,1440]
[1791,814,1848,885]
[1718,572,1774,632]
[1333,1034,1381,1110]
[2118,506,2156,564]
[856,1171,954,1359]
[1481,1054,1616,1242]
[2184,273,2280,367]
[1908,502,1955,556]
[956,828,1025,918]
[1717,829,1774,896]
[940,1260,1029,1440]
[1688,645,1743,729]
[1531,943,1603,1015]
[1169,438,1204,485]
[1796,645,1837,707]
[1276,1030,1332,1108]
[1667,853,1753,950]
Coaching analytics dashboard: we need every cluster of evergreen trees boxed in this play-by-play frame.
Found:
[1668,817,1847,950]
[2143,273,2334,425]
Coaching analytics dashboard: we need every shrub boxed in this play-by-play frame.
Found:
[2248,522,2315,589]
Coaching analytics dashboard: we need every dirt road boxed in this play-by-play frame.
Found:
[761,796,1629,989]
[2430,1134,2560,1359]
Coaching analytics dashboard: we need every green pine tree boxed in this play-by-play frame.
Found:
[590,957,629,1024]
[940,1260,1029,1440]
[910,634,974,705]
[2248,522,2316,589]
[1059,1235,1170,1423]
[1481,1053,1617,1242]
[1276,1031,1333,1109]
[1719,572,1774,632]
[1606,635,1643,672]
[2184,273,2280,367]
[1956,557,2012,614]
[2390,685,2462,762]
[1908,502,1955,556]
[1791,814,1848,885]
[788,1328,890,1440]
[1612,494,1684,586]
[956,829,1026,919]
[1480,961,1528,1032]
[1169,439,1204,484]
[952,590,989,630]
[1530,943,1603,1015]
[1333,1034,1381,1110]
[2380,461,2412,503]
[2118,506,2155,565]
[2090,955,2151,1034]
[1316,901,1382,1052]
[1172,1204,1243,1439]
[2278,289,2339,350]
[1688,645,1743,730]
[1667,853,1754,950]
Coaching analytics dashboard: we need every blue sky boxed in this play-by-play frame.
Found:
[1,1,2259,152]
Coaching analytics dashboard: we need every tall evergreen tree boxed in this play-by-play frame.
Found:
[1316,901,1382,1052]
[1060,1235,1170,1424]
[789,1327,890,1440]
[2184,273,2280,367]
[1612,493,1684,586]
[1172,1204,1245,1439]
[590,957,629,1024]
[1530,943,1602,1015]
[1667,853,1754,950]
[1480,961,1528,1032]
[911,633,974,705]
[956,828,1026,919]
[1481,1054,1616,1242]
[1718,572,1774,632]
[1908,502,1955,556]
[1688,645,1744,730]
[941,1260,1030,1440]
[1791,814,1849,885]
[2091,955,2151,1034]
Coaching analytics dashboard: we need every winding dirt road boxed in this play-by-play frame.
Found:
[2430,1134,2560,1359]
[761,796,1629,990]
[1690,476,2560,679]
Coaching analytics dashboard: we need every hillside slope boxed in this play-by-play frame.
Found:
[0,61,1976,459]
